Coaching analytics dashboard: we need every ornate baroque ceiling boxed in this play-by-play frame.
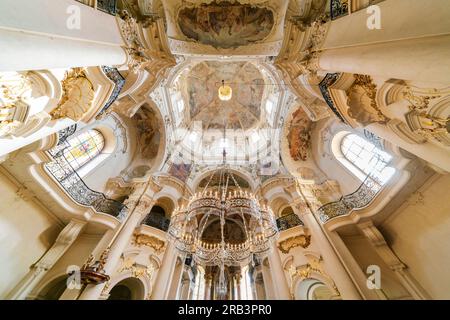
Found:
[181,61,265,130]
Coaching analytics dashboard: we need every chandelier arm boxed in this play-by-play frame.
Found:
[198,209,214,242]
[202,169,216,196]
[230,172,243,193]
[238,207,251,244]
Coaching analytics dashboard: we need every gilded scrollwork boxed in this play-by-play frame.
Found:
[401,86,450,145]
[346,74,388,125]
[288,254,340,297]
[132,232,166,254]
[118,256,157,280]
[0,72,33,137]
[278,235,311,254]
[50,68,94,121]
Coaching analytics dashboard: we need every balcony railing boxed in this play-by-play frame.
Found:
[142,214,171,232]
[331,0,349,20]
[97,0,118,15]
[317,177,382,223]
[97,66,125,117]
[75,0,118,16]
[44,125,127,219]
[276,213,304,232]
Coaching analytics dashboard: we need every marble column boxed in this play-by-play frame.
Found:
[267,242,291,300]
[179,279,190,300]
[0,0,127,72]
[293,206,362,300]
[203,273,213,300]
[167,258,184,300]
[151,242,179,300]
[261,261,275,300]
[78,185,157,300]
[318,0,450,84]
[7,219,86,300]
[366,123,450,173]
[234,274,242,300]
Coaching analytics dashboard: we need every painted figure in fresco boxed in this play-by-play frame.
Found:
[133,106,160,160]
[183,61,264,130]
[288,108,312,161]
[178,1,275,49]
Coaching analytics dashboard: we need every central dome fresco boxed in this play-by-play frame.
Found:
[181,61,266,130]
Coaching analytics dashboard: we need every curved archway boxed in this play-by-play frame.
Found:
[34,276,67,300]
[294,278,336,300]
[106,277,145,300]
[142,205,170,232]
[192,168,256,192]
[331,131,395,185]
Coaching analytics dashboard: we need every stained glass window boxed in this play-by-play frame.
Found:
[63,130,105,171]
[341,134,394,184]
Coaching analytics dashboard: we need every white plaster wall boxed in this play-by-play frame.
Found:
[0,172,61,298]
[340,234,410,300]
[381,174,450,299]
[83,151,132,192]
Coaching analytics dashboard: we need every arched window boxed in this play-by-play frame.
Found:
[339,133,394,184]
[63,130,105,171]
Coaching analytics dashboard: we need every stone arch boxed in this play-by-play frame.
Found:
[191,167,257,192]
[294,278,337,300]
[105,276,147,300]
[33,274,68,300]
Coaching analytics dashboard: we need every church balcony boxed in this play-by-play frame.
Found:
[44,125,127,220]
[317,176,382,224]
[316,159,432,231]
[276,213,304,232]
[141,213,171,233]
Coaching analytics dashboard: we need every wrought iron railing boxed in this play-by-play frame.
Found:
[75,0,118,16]
[44,125,127,219]
[142,214,171,232]
[276,213,304,231]
[97,66,125,117]
[331,0,349,20]
[317,177,383,223]
[319,73,348,124]
[97,0,118,15]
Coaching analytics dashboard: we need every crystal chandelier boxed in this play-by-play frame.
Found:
[168,167,278,271]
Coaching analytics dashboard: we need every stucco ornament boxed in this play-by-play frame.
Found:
[346,74,387,126]
[0,72,32,137]
[50,68,94,121]
[278,235,311,254]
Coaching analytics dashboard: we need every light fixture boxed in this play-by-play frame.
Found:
[168,167,278,270]
[218,80,232,101]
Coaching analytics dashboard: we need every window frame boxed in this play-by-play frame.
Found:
[62,126,116,178]
[332,131,394,185]
[63,129,105,171]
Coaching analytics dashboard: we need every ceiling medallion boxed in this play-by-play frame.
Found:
[218,80,232,101]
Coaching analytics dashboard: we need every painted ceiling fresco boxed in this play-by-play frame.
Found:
[182,61,265,130]
[132,106,161,160]
[169,162,192,182]
[287,107,312,161]
[177,1,275,49]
